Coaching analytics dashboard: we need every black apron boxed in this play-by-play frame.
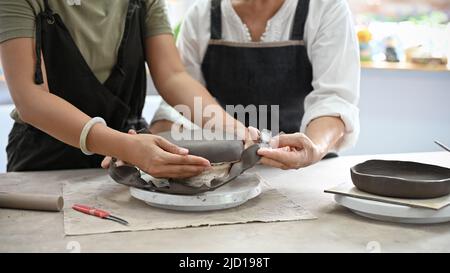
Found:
[6,0,148,172]
[201,0,313,134]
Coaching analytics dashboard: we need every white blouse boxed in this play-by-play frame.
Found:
[152,0,360,151]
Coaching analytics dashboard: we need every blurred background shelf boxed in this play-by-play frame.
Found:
[361,61,450,72]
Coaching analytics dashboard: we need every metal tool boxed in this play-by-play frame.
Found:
[72,204,129,225]
[434,140,450,152]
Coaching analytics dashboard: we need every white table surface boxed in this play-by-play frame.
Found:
[0,151,449,252]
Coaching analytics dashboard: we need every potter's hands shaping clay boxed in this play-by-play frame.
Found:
[257,133,325,170]
[109,129,261,195]
[146,128,258,189]
[102,130,211,179]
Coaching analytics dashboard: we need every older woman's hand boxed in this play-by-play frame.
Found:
[257,133,327,170]
[244,126,260,148]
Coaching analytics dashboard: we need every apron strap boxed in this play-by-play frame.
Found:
[138,0,146,54]
[115,0,140,74]
[34,15,44,85]
[210,0,222,40]
[34,0,54,85]
[291,0,310,41]
[43,0,51,11]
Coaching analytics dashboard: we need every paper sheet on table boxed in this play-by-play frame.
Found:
[63,174,316,236]
[325,183,450,210]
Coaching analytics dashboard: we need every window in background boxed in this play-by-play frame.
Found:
[166,0,450,70]
[2,0,448,81]
[349,0,450,69]
[166,0,196,28]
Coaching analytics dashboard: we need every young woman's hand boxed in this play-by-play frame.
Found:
[102,130,211,178]
[257,133,326,170]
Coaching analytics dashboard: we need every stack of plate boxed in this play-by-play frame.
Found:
[336,160,450,224]
[335,195,450,224]
[130,173,262,212]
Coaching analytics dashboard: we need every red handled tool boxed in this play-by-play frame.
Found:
[72,204,129,225]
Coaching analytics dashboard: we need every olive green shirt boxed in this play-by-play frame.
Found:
[0,0,172,82]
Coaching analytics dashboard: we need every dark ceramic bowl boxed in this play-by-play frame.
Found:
[351,160,450,199]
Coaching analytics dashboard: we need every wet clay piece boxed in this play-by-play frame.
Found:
[157,130,244,163]
[351,160,450,199]
[109,129,261,195]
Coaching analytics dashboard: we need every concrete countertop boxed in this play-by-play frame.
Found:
[0,151,449,252]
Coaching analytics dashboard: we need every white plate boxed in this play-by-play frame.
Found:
[130,173,262,211]
[335,195,450,224]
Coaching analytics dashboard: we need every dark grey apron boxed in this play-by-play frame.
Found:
[201,0,313,134]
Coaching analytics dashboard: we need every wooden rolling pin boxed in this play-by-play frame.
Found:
[0,192,64,212]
